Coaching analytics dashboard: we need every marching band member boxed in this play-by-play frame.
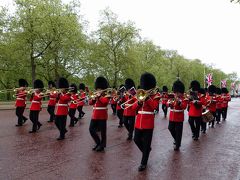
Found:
[116,84,125,128]
[206,85,217,128]
[215,87,223,124]
[47,81,57,122]
[188,80,203,141]
[221,88,231,120]
[15,79,28,126]
[122,78,137,140]
[55,77,71,140]
[29,79,44,133]
[161,86,169,118]
[132,72,159,171]
[68,84,78,127]
[199,88,208,134]
[77,83,86,119]
[89,76,110,152]
[167,80,188,151]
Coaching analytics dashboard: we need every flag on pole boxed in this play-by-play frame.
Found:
[205,73,213,87]
[221,80,227,88]
[231,82,235,90]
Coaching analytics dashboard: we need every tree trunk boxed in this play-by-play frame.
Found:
[31,56,36,87]
[54,53,59,81]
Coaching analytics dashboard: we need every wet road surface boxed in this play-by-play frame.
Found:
[0,99,240,180]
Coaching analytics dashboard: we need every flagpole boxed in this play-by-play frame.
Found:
[204,66,206,88]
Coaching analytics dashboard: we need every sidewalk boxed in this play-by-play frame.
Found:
[0,101,49,110]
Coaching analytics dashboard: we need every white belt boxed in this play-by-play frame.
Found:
[50,98,56,100]
[17,98,24,100]
[170,109,184,112]
[93,107,107,110]
[138,111,154,115]
[32,101,40,103]
[57,104,68,107]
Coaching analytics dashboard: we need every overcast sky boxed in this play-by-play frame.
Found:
[1,0,240,77]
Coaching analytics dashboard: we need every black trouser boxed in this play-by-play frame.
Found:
[69,108,77,126]
[77,106,85,119]
[216,109,222,123]
[162,104,168,117]
[29,110,40,131]
[16,106,26,125]
[123,116,135,138]
[111,104,117,115]
[201,118,206,132]
[117,109,124,126]
[89,120,107,148]
[188,116,201,138]
[209,111,216,127]
[134,128,153,165]
[168,121,183,148]
[47,105,55,121]
[222,107,228,120]
[55,115,67,138]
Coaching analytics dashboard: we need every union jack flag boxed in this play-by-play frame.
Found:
[205,73,213,87]
[221,80,227,88]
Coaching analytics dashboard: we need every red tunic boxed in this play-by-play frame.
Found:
[15,90,27,107]
[55,93,71,116]
[161,93,168,105]
[221,93,231,108]
[206,94,217,113]
[48,91,58,106]
[123,95,137,117]
[167,96,188,122]
[110,96,117,105]
[78,92,86,107]
[133,94,159,129]
[116,96,124,110]
[69,93,78,109]
[188,93,204,117]
[89,96,109,120]
[216,95,223,109]
[30,93,42,111]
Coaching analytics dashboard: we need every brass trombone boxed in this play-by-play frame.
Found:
[88,88,114,99]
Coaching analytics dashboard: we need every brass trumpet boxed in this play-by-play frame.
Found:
[88,88,115,99]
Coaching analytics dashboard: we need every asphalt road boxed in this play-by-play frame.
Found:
[0,99,240,180]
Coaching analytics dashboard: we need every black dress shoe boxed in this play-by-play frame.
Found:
[202,130,206,134]
[23,118,28,124]
[16,124,22,127]
[57,137,64,140]
[174,146,180,151]
[92,144,99,151]
[138,164,147,172]
[69,124,74,127]
[37,123,42,130]
[118,125,123,128]
[127,136,132,141]
[173,141,176,145]
[29,130,36,133]
[193,137,199,141]
[47,120,53,123]
[95,146,104,152]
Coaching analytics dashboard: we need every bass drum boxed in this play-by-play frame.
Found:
[202,110,214,123]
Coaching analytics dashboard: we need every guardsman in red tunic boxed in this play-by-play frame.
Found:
[188,80,204,141]
[68,83,78,127]
[206,85,217,128]
[199,88,208,133]
[77,83,86,119]
[15,79,28,126]
[132,73,159,171]
[47,81,57,122]
[161,86,169,118]
[167,80,188,151]
[29,79,44,133]
[110,86,117,115]
[116,85,125,128]
[215,87,223,124]
[55,77,71,140]
[122,78,137,140]
[221,88,231,120]
[89,76,110,152]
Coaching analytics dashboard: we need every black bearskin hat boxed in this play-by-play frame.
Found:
[18,79,28,87]
[199,88,206,95]
[79,83,85,90]
[190,80,200,91]
[172,80,185,94]
[94,76,109,90]
[215,87,221,95]
[58,77,69,89]
[140,72,156,90]
[162,86,168,92]
[70,83,78,93]
[48,80,56,87]
[125,78,135,90]
[208,85,216,94]
[33,79,44,89]
[221,87,228,94]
